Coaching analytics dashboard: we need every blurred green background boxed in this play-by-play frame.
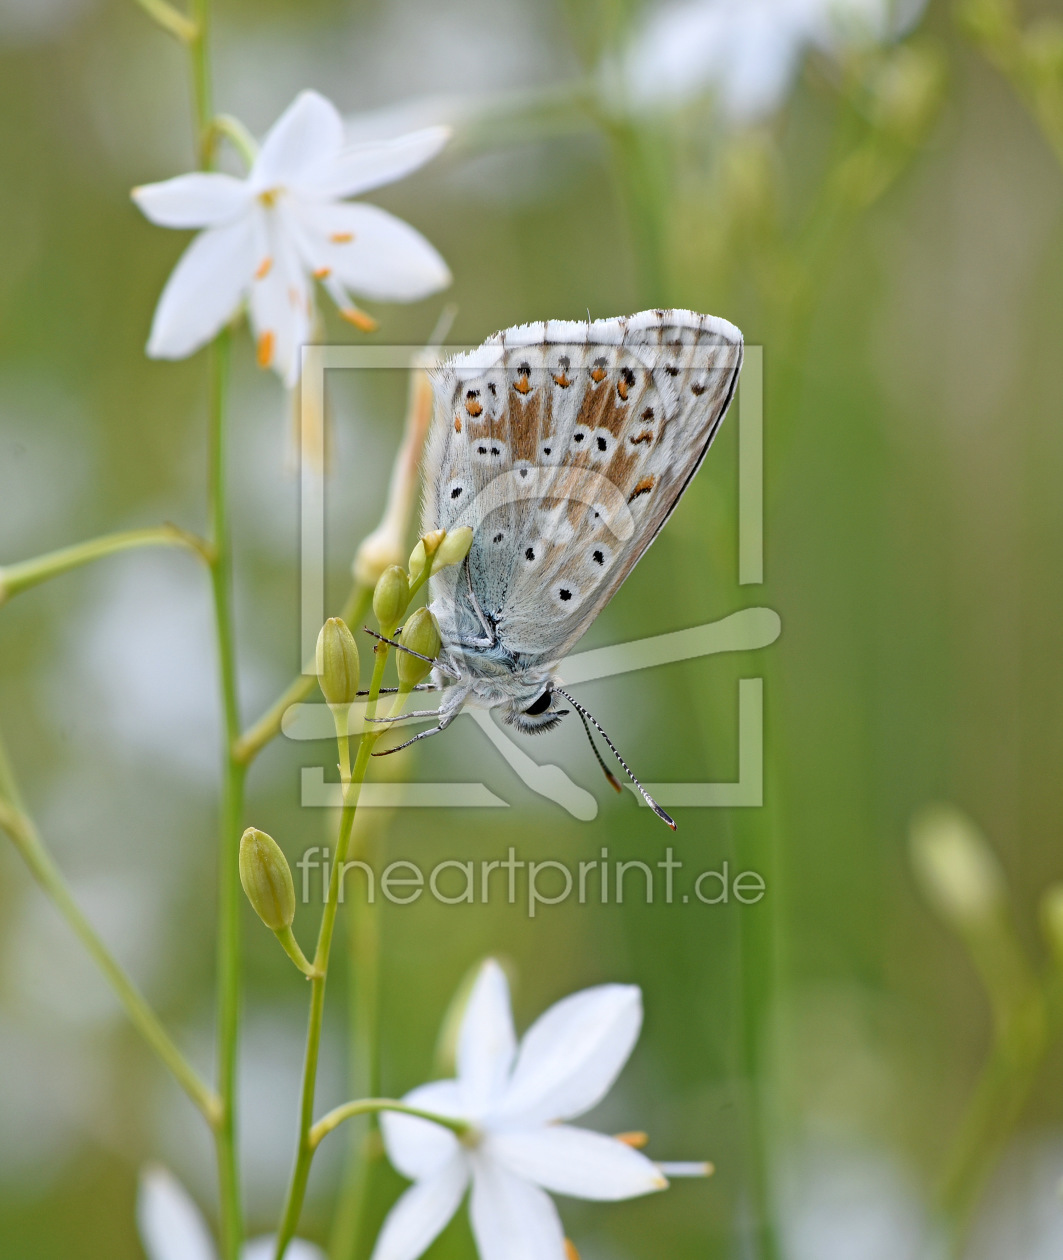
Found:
[3,0,1063,1257]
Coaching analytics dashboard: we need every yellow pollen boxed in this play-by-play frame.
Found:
[254,257,273,280]
[256,330,275,368]
[258,189,279,207]
[615,1131,649,1149]
[564,1242,580,1260]
[330,231,354,244]
[341,308,378,332]
[313,266,331,279]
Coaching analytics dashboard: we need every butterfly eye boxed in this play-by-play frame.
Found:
[524,690,552,717]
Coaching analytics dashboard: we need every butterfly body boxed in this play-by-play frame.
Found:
[389,309,743,822]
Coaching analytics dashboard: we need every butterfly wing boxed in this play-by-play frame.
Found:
[424,309,743,672]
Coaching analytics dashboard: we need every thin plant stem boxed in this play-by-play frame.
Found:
[0,525,210,605]
[309,1099,470,1151]
[273,644,391,1259]
[132,0,198,43]
[329,817,384,1260]
[0,732,219,1123]
[205,329,247,1260]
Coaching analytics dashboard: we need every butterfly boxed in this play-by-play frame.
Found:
[374,308,743,828]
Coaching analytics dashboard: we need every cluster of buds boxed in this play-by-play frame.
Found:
[371,525,472,687]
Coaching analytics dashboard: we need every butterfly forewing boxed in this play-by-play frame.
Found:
[425,309,743,671]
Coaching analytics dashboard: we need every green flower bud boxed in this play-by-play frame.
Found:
[397,606,442,688]
[316,617,360,706]
[409,529,446,582]
[373,565,410,633]
[239,828,295,932]
[433,526,474,571]
[910,805,1005,930]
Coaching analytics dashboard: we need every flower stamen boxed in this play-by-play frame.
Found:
[257,330,275,368]
[615,1131,649,1149]
[341,308,378,332]
[564,1242,580,1260]
[254,257,273,280]
[330,231,354,244]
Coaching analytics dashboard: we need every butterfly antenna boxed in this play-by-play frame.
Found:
[573,705,623,795]
[361,626,462,681]
[554,687,676,830]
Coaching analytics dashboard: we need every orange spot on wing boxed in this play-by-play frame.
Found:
[553,370,572,388]
[330,232,354,244]
[341,308,378,332]
[256,330,275,368]
[631,431,654,445]
[466,399,483,417]
[629,476,655,501]
[254,257,273,280]
[590,366,607,384]
[513,373,532,395]
[454,416,462,433]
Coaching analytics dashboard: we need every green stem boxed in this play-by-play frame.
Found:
[233,584,372,766]
[205,330,246,1260]
[132,0,198,43]
[330,819,383,1260]
[310,1099,470,1151]
[0,737,219,1122]
[937,989,1049,1254]
[275,925,322,980]
[189,0,214,167]
[0,525,209,605]
[273,645,390,1260]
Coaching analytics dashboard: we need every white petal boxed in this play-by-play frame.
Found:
[294,201,450,302]
[381,1080,465,1181]
[487,1126,668,1201]
[137,1166,217,1260]
[133,173,251,228]
[468,1155,567,1260]
[457,960,517,1114]
[146,219,254,360]
[252,90,345,192]
[299,126,449,200]
[243,1238,326,1260]
[247,206,312,386]
[496,984,642,1126]
[369,1157,469,1260]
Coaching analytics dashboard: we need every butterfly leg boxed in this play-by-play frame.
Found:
[364,707,444,723]
[371,716,454,756]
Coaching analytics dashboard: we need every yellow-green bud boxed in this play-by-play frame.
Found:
[910,804,1005,930]
[239,828,295,931]
[408,539,427,583]
[1040,884,1063,967]
[373,565,410,632]
[316,617,360,706]
[409,529,447,582]
[434,525,474,571]
[397,606,442,688]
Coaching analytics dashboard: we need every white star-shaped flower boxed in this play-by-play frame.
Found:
[372,960,706,1260]
[617,0,928,121]
[137,1165,323,1260]
[133,90,451,385]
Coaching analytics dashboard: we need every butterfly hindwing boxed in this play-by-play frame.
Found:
[424,309,743,671]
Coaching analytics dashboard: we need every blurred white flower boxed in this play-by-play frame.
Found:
[615,0,928,121]
[137,1165,324,1260]
[372,960,705,1260]
[133,90,451,385]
